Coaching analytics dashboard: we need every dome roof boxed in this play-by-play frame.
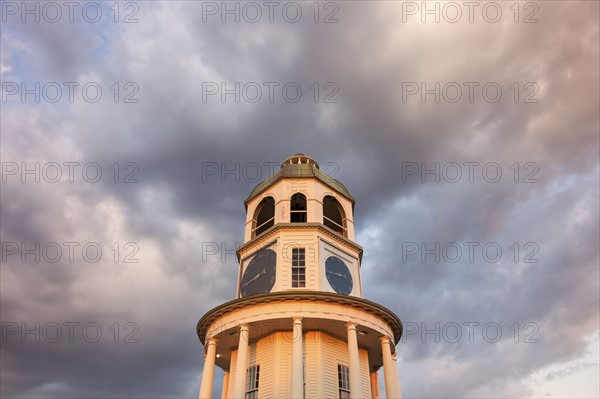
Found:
[246,154,354,203]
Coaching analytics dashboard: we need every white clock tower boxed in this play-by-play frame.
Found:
[197,154,403,398]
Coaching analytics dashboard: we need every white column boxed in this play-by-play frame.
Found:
[345,322,364,398]
[221,370,230,399]
[392,353,402,398]
[380,336,400,399]
[291,316,304,399]
[233,324,250,399]
[370,370,379,399]
[199,337,219,399]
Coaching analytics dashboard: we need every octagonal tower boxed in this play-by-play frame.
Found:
[197,154,403,399]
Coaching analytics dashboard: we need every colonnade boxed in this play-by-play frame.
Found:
[198,319,402,399]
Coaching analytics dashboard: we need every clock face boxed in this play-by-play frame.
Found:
[240,249,276,297]
[325,256,353,295]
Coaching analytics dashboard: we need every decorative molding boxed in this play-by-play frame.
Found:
[197,291,402,345]
[237,223,363,261]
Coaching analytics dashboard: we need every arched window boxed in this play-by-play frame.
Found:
[290,193,307,223]
[323,195,346,236]
[253,197,275,237]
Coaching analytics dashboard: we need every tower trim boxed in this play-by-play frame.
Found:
[236,223,363,262]
[196,291,403,345]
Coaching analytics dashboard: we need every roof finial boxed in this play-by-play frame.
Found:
[281,154,319,169]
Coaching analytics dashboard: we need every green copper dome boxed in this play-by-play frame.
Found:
[245,154,354,204]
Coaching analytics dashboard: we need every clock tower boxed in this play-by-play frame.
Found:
[197,154,403,398]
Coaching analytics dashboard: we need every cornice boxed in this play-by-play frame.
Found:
[236,223,363,261]
[196,291,403,345]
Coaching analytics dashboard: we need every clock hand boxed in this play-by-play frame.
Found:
[241,269,269,288]
[327,271,347,279]
[241,273,262,288]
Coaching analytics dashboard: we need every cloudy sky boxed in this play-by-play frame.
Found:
[1,1,599,397]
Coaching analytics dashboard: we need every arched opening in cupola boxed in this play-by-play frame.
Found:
[323,195,346,236]
[253,196,275,237]
[290,193,307,223]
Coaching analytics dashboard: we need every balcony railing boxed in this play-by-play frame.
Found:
[323,215,346,236]
[252,216,275,237]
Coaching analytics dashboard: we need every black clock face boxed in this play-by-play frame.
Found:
[325,256,353,295]
[240,249,276,297]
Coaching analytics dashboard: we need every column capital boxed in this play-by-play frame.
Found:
[206,337,219,346]
[380,335,392,345]
[238,323,249,331]
[344,321,358,331]
[292,316,303,323]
